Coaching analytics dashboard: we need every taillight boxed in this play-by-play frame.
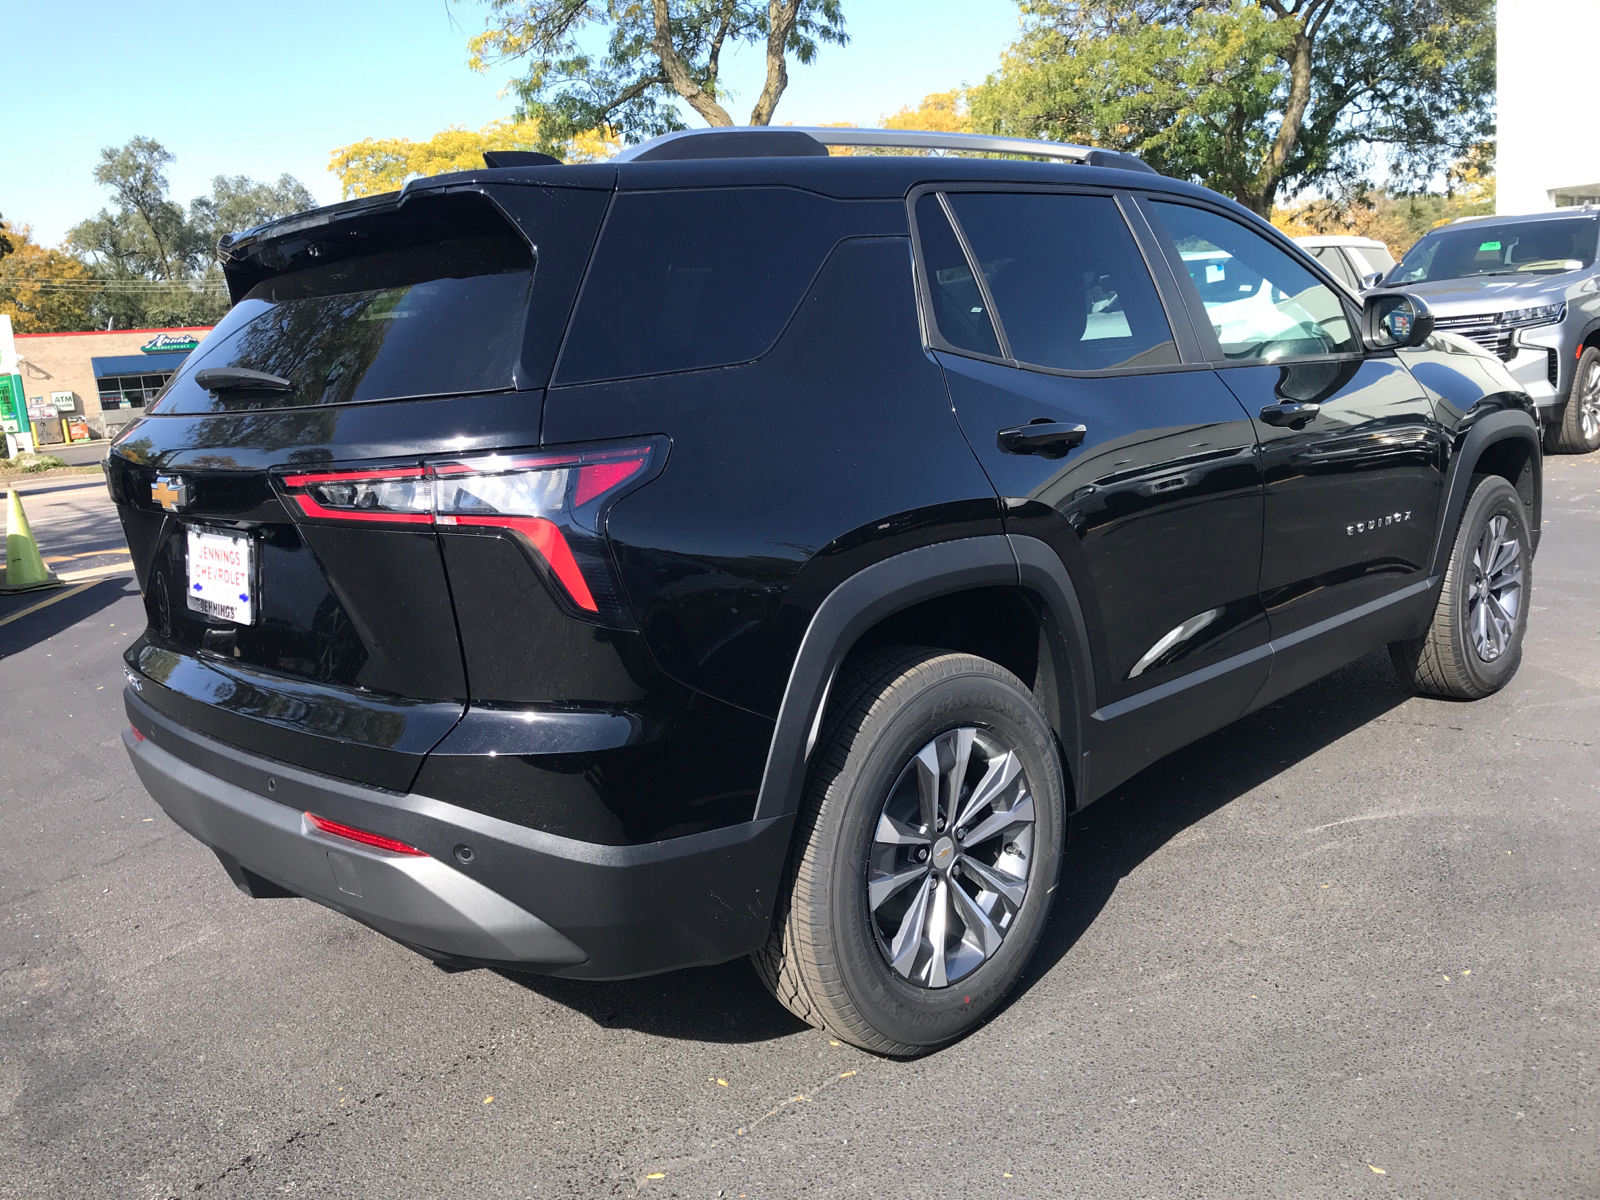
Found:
[275,440,662,625]
[305,812,427,856]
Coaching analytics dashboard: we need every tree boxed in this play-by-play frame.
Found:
[970,0,1496,215]
[190,174,316,250]
[464,0,848,154]
[883,89,971,134]
[328,118,617,199]
[0,225,99,333]
[66,137,315,330]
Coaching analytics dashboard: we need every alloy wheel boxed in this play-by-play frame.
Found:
[1581,360,1600,444]
[1468,513,1523,662]
[866,727,1036,988]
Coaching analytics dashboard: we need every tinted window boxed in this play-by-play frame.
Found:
[1389,216,1599,284]
[1350,244,1395,276]
[914,193,1001,357]
[152,234,533,414]
[944,192,1178,372]
[1151,203,1358,361]
[1311,246,1360,290]
[556,188,845,384]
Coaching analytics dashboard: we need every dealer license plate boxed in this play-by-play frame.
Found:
[186,526,256,625]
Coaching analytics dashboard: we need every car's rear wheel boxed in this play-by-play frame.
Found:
[1547,345,1600,454]
[1390,475,1531,699]
[753,647,1064,1056]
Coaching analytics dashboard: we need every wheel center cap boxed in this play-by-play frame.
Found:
[931,836,956,872]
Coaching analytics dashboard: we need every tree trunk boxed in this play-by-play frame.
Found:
[748,0,798,126]
[651,0,734,126]
[1248,26,1315,215]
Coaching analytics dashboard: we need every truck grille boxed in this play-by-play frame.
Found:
[1431,314,1516,360]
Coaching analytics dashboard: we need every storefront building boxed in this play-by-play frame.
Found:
[10,326,211,443]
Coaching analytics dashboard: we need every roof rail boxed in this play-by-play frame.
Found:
[613,126,1159,175]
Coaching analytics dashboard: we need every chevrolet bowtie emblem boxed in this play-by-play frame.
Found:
[151,475,189,512]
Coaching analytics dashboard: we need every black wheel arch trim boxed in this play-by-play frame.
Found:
[1431,406,1543,577]
[751,534,1097,822]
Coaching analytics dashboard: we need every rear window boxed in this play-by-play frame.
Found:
[554,188,845,385]
[151,232,533,414]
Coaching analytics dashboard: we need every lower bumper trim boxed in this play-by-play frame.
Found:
[125,727,588,966]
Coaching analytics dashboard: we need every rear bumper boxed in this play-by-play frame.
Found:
[123,691,794,978]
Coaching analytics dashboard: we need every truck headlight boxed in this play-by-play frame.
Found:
[1500,303,1566,328]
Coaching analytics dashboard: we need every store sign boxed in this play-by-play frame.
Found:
[0,375,25,434]
[141,332,201,354]
[50,389,76,413]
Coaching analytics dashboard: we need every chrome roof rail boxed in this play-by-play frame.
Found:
[614,126,1159,174]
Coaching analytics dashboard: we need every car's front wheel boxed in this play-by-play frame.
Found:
[1547,345,1600,454]
[754,647,1065,1056]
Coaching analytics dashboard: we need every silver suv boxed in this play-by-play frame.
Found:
[1381,208,1600,453]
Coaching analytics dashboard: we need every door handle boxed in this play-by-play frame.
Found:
[1258,401,1321,428]
[997,420,1088,458]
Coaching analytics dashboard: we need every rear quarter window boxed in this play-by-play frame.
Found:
[554,188,848,385]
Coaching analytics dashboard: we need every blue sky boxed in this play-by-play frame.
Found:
[4,0,1022,247]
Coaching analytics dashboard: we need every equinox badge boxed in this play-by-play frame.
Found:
[151,475,189,512]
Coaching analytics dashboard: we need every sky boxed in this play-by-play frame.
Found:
[3,0,1022,248]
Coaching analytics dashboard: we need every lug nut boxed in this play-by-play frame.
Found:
[955,828,966,841]
[935,817,946,832]
[917,847,929,861]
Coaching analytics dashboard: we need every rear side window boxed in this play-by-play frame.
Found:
[943,192,1179,372]
[914,194,1002,358]
[555,188,844,385]
[153,232,533,414]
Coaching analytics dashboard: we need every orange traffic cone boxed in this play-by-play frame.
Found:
[2,487,62,593]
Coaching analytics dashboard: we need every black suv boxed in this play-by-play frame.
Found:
[112,126,1542,1056]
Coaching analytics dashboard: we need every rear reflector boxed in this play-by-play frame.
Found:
[274,439,663,625]
[129,725,146,742]
[305,812,427,856]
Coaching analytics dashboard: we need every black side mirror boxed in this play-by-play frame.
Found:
[1364,292,1434,350]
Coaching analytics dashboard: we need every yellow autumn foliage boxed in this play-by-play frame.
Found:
[328,119,618,200]
[882,90,971,134]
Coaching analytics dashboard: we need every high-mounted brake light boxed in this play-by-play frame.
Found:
[305,812,427,856]
[275,440,663,625]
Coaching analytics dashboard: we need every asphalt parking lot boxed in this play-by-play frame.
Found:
[2,461,1596,1200]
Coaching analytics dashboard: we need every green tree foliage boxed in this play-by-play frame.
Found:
[970,0,1496,215]
[465,0,848,153]
[64,138,315,330]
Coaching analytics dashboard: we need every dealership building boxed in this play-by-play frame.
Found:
[10,326,210,444]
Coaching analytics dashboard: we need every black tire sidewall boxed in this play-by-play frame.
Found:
[1451,477,1532,693]
[820,663,1063,1050]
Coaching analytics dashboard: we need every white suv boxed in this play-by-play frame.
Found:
[1293,235,1396,293]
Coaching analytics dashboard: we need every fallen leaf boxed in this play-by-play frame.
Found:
[829,1040,840,1047]
[1321,884,1330,889]
[840,1070,856,1078]
[1004,1172,1013,1178]
[1369,1165,1386,1175]
[1462,969,1470,975]
[717,1078,728,1087]
[646,1173,665,1180]
[483,1096,494,1104]
[142,818,152,822]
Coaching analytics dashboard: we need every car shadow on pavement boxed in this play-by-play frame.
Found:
[495,649,1413,1045]
[0,577,140,661]
[1016,648,1414,995]
[496,957,812,1044]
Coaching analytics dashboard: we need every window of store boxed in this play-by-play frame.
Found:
[97,373,174,410]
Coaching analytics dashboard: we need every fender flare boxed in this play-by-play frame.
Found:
[1429,407,1543,578]
[750,535,1097,822]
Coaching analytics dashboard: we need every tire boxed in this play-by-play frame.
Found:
[1390,475,1531,699]
[753,647,1065,1056]
[1547,345,1600,454]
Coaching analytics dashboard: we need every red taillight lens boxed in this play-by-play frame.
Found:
[129,725,146,742]
[275,440,662,625]
[305,812,427,856]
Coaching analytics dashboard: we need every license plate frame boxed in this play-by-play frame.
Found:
[185,525,257,625]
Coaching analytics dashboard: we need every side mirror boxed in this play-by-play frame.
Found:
[1364,292,1434,350]
[1360,271,1385,290]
